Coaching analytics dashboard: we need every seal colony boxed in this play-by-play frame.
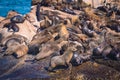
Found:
[0,0,120,74]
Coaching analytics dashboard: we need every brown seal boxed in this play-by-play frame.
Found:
[47,46,77,71]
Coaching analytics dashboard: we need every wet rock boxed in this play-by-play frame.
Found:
[95,59,120,72]
[70,61,120,80]
[0,55,120,80]
[0,55,20,76]
[0,55,50,80]
[0,63,50,80]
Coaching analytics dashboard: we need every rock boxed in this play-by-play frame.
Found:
[0,16,5,22]
[95,59,120,71]
[70,61,120,80]
[0,55,25,78]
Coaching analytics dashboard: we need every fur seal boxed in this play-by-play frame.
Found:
[3,23,19,32]
[47,46,77,72]
[92,40,109,56]
[6,10,19,19]
[5,44,28,58]
[33,40,68,61]
[28,32,53,55]
[3,38,28,58]
[36,3,41,21]
[10,15,25,23]
[1,34,28,46]
[82,23,95,37]
[106,20,120,32]
[71,52,91,66]
[61,8,76,15]
[58,23,69,40]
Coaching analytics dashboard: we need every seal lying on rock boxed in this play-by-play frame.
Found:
[33,40,68,60]
[71,52,91,66]
[10,15,25,23]
[3,23,19,32]
[36,3,41,21]
[3,38,28,58]
[28,31,53,55]
[1,34,28,58]
[1,34,28,46]
[92,40,110,56]
[47,46,77,72]
[106,43,120,60]
[106,20,120,32]
[6,10,19,19]
[91,37,120,60]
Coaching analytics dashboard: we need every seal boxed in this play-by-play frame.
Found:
[47,46,77,72]
[10,15,25,23]
[5,44,28,58]
[39,16,52,31]
[36,3,41,21]
[3,23,19,32]
[28,32,53,55]
[1,34,28,46]
[82,25,95,37]
[71,52,91,66]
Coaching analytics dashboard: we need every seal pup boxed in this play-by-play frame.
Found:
[47,46,77,72]
[3,23,19,32]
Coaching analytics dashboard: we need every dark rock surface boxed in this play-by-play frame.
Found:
[0,54,120,80]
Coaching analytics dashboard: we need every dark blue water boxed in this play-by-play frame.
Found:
[0,0,32,17]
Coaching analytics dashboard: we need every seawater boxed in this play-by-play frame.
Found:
[0,0,31,17]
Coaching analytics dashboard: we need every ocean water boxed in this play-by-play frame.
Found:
[0,0,32,17]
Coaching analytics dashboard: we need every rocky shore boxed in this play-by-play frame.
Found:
[0,0,120,80]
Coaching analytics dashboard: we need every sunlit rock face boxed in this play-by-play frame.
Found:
[83,0,111,8]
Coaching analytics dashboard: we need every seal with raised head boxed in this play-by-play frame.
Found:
[47,46,77,72]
